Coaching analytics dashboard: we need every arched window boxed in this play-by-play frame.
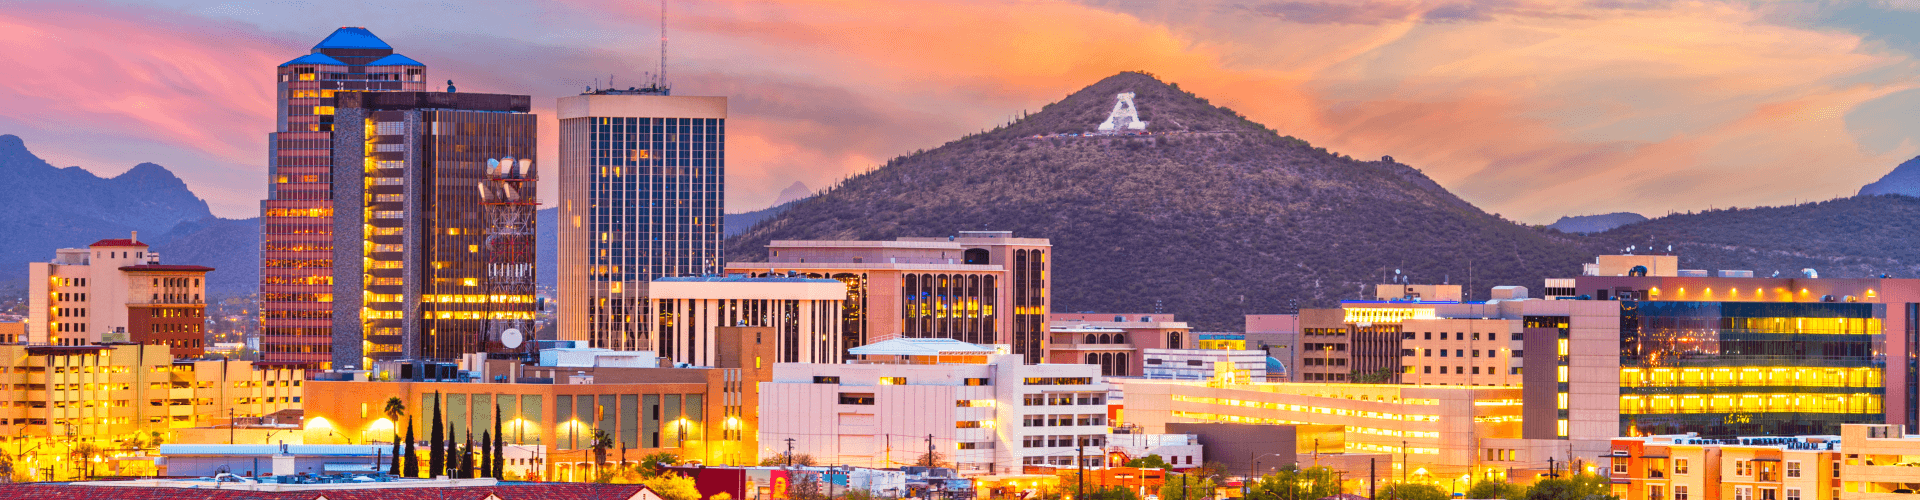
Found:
[1086,353,1099,365]
[1099,334,1112,344]
[1113,333,1127,344]
[1168,332,1183,349]
[1101,352,1115,376]
[1115,353,1129,376]
[1085,334,1098,344]
[964,248,990,265]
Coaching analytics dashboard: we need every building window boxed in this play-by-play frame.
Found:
[837,393,874,405]
[1786,461,1800,478]
[1675,486,1689,500]
[1735,487,1751,500]
[879,377,906,385]
[1614,461,1628,474]
[1760,489,1776,500]
[1023,394,1045,406]
[1675,459,1688,475]
[1786,489,1799,500]
[964,378,990,386]
[812,376,840,384]
[1735,460,1751,477]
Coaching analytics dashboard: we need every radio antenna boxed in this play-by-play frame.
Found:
[659,0,668,87]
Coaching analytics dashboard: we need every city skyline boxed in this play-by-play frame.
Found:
[6,1,1920,223]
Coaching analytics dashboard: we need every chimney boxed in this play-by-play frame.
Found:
[131,231,138,244]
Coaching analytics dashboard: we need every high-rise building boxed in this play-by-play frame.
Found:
[27,235,214,357]
[556,90,727,350]
[329,91,538,367]
[725,231,1054,363]
[260,27,426,367]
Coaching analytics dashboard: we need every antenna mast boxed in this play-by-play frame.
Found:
[659,0,668,87]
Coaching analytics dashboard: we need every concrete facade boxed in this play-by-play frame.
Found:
[28,236,212,355]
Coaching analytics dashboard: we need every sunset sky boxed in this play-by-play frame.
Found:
[4,0,1920,223]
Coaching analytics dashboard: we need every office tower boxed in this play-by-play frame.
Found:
[329,91,537,367]
[557,90,727,350]
[261,27,426,367]
[726,231,1054,363]
[26,234,214,356]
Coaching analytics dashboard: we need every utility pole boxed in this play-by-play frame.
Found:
[1077,444,1086,500]
[1547,457,1557,478]
[926,434,936,500]
[1313,438,1319,467]
[786,438,796,467]
[1369,458,1376,500]
[229,408,236,445]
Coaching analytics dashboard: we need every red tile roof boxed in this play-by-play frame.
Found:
[0,483,653,500]
[89,239,150,248]
[118,264,215,272]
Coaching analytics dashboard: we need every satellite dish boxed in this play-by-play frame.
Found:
[501,328,524,349]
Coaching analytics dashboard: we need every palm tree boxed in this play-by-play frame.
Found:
[384,397,407,431]
[590,429,615,473]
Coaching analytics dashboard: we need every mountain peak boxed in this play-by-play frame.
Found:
[115,162,186,185]
[1859,155,1920,198]
[997,71,1273,137]
[772,181,812,206]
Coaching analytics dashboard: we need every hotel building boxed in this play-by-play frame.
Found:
[758,338,1108,475]
[727,231,1053,363]
[645,275,847,365]
[556,90,727,352]
[328,91,538,367]
[261,27,426,367]
[28,236,214,356]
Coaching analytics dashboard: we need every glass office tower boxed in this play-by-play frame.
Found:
[1617,301,1885,436]
[557,89,727,350]
[330,91,537,366]
[261,27,425,367]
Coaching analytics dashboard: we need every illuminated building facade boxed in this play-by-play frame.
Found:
[1045,313,1189,376]
[303,327,769,480]
[727,231,1053,363]
[645,276,847,365]
[261,27,426,367]
[28,236,214,357]
[329,91,537,367]
[0,343,302,444]
[556,91,727,351]
[1609,431,1841,500]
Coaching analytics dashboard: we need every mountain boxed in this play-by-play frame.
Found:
[1591,196,1920,278]
[771,181,812,207]
[1859,156,1920,197]
[726,72,1595,330]
[1547,212,1647,234]
[0,135,216,294]
[726,200,798,238]
[145,217,261,297]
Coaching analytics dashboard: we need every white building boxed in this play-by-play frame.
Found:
[1140,348,1270,382]
[759,338,1109,476]
[27,234,212,354]
[647,275,847,365]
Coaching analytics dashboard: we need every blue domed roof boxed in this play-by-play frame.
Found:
[366,53,424,66]
[312,27,392,50]
[279,52,348,67]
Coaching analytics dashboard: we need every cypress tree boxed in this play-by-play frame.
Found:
[446,430,461,478]
[480,431,493,478]
[403,421,419,477]
[428,392,444,477]
[493,404,505,478]
[390,436,402,475]
[460,430,476,478]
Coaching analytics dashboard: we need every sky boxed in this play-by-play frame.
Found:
[3,0,1920,223]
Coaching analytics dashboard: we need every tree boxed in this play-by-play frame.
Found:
[480,431,493,478]
[1159,474,1217,500]
[915,451,950,468]
[1467,479,1526,500]
[390,437,403,475]
[640,473,703,500]
[493,404,505,478]
[459,431,475,479]
[1244,465,1341,500]
[636,451,682,479]
[789,470,825,500]
[1084,487,1142,500]
[1524,474,1615,500]
[428,392,444,477]
[590,429,615,470]
[760,452,817,466]
[383,397,407,430]
[1123,454,1172,470]
[403,421,418,477]
[1379,483,1449,500]
[445,429,461,478]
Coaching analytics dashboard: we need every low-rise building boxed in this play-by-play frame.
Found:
[1140,348,1270,383]
[27,234,214,355]
[646,275,847,365]
[759,338,1109,475]
[1046,313,1190,377]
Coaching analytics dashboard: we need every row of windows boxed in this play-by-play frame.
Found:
[1020,435,1104,448]
[1415,366,1520,375]
[1019,414,1105,427]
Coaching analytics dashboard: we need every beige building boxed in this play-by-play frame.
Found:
[645,275,848,365]
[0,344,304,437]
[1605,425,1920,500]
[1046,313,1190,376]
[726,231,1054,363]
[28,235,213,355]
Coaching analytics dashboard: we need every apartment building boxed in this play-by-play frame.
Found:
[726,231,1052,363]
[27,236,214,356]
[645,275,847,365]
[758,338,1108,475]
[1609,431,1843,500]
[0,344,303,440]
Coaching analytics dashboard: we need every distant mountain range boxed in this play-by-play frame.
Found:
[1547,212,1648,234]
[1859,155,1920,197]
[0,135,222,295]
